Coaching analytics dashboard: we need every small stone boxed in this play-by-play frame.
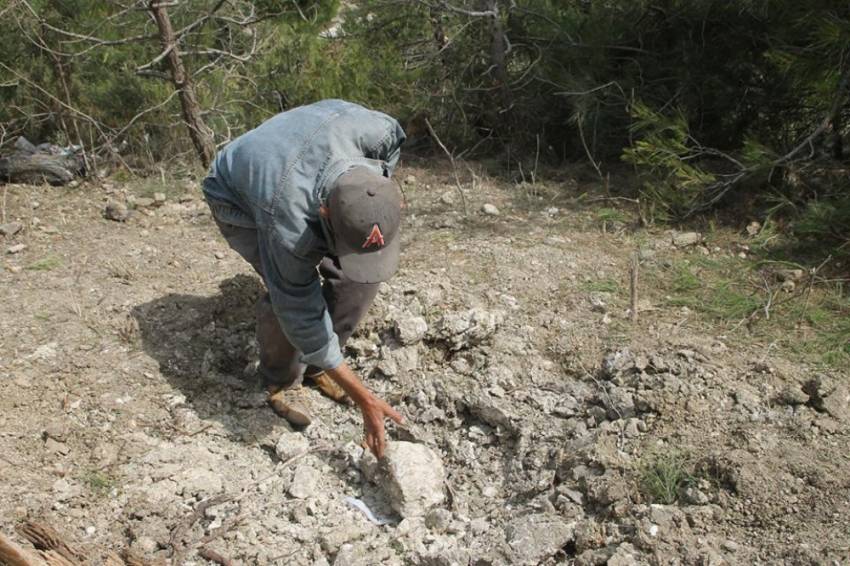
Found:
[394,316,428,345]
[607,543,640,566]
[589,296,607,313]
[0,222,23,236]
[821,383,850,423]
[430,308,503,351]
[505,513,575,565]
[606,388,636,419]
[561,487,584,505]
[745,221,761,236]
[481,203,500,216]
[439,191,455,205]
[289,463,318,499]
[781,279,795,293]
[52,478,81,502]
[85,526,96,535]
[275,431,310,462]
[176,468,223,497]
[776,385,808,406]
[104,200,130,222]
[404,175,417,185]
[214,251,225,260]
[381,441,445,517]
[722,540,739,552]
[424,508,452,533]
[375,354,398,377]
[347,338,378,358]
[153,192,167,204]
[672,232,701,247]
[574,519,604,553]
[132,536,158,554]
[133,197,156,208]
[320,523,370,554]
[6,243,26,254]
[7,265,22,273]
[682,486,710,505]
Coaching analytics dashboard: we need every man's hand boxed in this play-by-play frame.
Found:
[360,395,403,458]
[325,362,403,458]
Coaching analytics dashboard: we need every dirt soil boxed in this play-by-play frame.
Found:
[1,163,848,566]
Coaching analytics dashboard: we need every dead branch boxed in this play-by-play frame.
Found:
[0,531,41,566]
[630,253,639,323]
[169,494,232,564]
[17,522,85,565]
[424,118,468,215]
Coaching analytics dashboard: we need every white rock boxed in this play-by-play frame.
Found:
[0,222,23,236]
[275,431,310,462]
[481,203,500,216]
[6,243,26,254]
[394,316,428,345]
[382,442,445,517]
[672,232,701,247]
[430,308,503,351]
[289,463,317,499]
[505,513,576,565]
[176,468,223,497]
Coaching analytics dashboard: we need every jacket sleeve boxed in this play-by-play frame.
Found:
[261,235,344,370]
[365,116,406,176]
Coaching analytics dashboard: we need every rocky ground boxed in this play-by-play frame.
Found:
[0,163,848,565]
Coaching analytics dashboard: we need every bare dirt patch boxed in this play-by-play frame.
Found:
[1,164,848,565]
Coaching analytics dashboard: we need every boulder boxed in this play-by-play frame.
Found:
[381,441,445,517]
[505,513,575,565]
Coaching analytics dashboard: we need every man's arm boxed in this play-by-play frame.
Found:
[325,362,403,458]
[262,238,402,458]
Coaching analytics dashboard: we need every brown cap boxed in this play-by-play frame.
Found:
[328,167,403,283]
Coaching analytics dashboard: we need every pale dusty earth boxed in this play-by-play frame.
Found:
[1,161,848,566]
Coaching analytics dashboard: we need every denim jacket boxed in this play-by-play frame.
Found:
[202,100,406,369]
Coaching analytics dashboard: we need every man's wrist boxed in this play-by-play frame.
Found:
[325,363,374,407]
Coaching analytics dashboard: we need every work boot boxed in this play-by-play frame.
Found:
[305,371,349,404]
[267,386,312,427]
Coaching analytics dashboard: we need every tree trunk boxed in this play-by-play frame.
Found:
[148,1,216,168]
[487,0,511,113]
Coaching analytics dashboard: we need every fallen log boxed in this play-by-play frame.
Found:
[0,521,148,566]
[17,522,84,565]
[0,137,85,186]
[0,531,42,566]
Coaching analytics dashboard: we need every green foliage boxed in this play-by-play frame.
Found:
[793,196,850,250]
[81,469,118,495]
[26,256,62,271]
[580,278,620,294]
[639,450,694,505]
[2,0,850,260]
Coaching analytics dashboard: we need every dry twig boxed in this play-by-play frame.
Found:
[424,118,468,215]
[630,253,639,323]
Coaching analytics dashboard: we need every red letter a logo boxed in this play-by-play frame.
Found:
[362,224,385,248]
